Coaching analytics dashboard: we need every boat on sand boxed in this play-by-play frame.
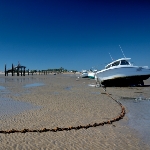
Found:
[95,57,150,86]
[80,70,88,78]
[88,69,97,79]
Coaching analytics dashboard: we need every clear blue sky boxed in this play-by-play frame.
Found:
[0,0,150,71]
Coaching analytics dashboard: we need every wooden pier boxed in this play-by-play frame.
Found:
[5,63,26,76]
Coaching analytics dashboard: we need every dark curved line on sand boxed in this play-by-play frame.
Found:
[0,87,125,134]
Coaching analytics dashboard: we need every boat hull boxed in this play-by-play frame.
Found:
[88,72,95,79]
[96,66,150,86]
[80,73,88,78]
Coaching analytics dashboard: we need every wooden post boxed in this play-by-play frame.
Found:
[28,69,29,75]
[23,67,25,76]
[17,66,19,76]
[5,64,6,76]
[12,64,14,76]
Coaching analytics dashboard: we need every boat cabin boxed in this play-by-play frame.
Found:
[105,58,131,69]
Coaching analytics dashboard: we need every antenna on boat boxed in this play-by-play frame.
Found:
[109,53,114,61]
[119,45,126,58]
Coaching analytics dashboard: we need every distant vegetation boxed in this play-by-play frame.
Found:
[30,67,78,73]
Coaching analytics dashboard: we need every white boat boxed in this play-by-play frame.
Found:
[88,69,97,79]
[80,70,88,78]
[95,58,150,86]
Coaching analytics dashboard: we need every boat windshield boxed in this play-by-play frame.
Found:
[105,61,120,69]
[111,61,120,67]
[105,64,111,69]
[105,59,130,69]
[120,60,130,65]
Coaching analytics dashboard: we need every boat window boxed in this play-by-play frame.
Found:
[105,64,111,69]
[111,61,120,66]
[120,60,129,65]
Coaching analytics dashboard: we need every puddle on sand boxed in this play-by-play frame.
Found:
[91,92,101,95]
[53,92,59,95]
[0,86,10,94]
[4,77,34,82]
[88,84,96,87]
[0,78,5,83]
[0,86,5,90]
[24,83,45,88]
[0,98,40,118]
[65,86,72,90]
[120,99,150,145]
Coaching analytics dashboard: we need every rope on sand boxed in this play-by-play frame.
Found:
[0,87,125,134]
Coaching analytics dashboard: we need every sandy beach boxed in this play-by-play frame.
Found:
[0,73,150,150]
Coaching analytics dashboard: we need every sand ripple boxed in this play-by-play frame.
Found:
[0,75,150,149]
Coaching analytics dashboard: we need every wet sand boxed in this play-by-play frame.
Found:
[0,74,150,150]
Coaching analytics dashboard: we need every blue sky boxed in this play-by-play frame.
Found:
[0,0,150,71]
